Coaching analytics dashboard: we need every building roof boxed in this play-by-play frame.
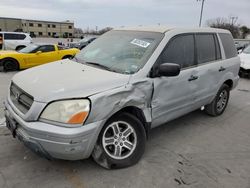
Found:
[0,17,73,24]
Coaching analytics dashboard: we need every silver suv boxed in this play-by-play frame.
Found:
[4,27,240,169]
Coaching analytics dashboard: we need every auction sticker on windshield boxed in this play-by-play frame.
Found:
[131,39,151,48]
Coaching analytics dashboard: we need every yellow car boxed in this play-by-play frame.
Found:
[0,44,80,71]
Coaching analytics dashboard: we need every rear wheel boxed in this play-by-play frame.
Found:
[205,84,230,116]
[3,59,19,71]
[15,45,25,51]
[92,113,146,169]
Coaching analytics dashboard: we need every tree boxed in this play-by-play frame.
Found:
[97,27,113,35]
[84,27,113,35]
[240,26,250,39]
[206,17,240,38]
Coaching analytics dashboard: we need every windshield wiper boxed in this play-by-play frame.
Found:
[85,62,114,72]
[73,58,120,73]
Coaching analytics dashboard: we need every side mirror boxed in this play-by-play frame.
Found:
[36,51,42,55]
[156,63,181,77]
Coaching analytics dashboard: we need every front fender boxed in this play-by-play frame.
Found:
[86,79,153,126]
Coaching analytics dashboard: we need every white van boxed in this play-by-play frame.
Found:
[0,32,32,51]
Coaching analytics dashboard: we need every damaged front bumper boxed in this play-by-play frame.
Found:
[4,100,104,160]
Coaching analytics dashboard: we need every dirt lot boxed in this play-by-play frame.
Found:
[0,71,250,188]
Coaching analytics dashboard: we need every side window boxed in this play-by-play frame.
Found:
[4,33,25,40]
[18,34,26,40]
[219,33,237,59]
[158,34,195,69]
[4,33,15,40]
[37,45,55,52]
[196,34,217,64]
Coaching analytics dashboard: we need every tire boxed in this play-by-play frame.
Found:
[62,55,72,59]
[205,84,230,116]
[92,112,146,169]
[80,45,86,50]
[16,46,25,51]
[3,59,19,71]
[238,70,243,78]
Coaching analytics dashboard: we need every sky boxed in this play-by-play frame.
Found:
[0,0,249,30]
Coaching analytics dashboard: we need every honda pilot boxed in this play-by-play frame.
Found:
[4,27,240,169]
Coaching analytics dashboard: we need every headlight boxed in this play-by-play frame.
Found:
[40,99,90,125]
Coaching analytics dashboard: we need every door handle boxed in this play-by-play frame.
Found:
[188,75,198,81]
[219,66,226,72]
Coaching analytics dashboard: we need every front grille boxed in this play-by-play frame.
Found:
[10,83,34,114]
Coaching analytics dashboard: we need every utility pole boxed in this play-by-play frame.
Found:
[230,16,238,26]
[197,0,205,27]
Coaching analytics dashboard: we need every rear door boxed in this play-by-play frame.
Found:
[4,33,20,50]
[218,33,239,80]
[192,33,223,107]
[3,33,31,50]
[24,45,58,67]
[151,34,198,127]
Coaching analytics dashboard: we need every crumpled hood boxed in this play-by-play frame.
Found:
[12,60,130,103]
[239,53,250,69]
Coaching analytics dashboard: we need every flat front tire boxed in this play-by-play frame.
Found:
[92,113,146,169]
[205,84,230,116]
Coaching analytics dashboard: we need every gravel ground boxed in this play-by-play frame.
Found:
[0,71,250,188]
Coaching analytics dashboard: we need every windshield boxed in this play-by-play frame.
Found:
[74,30,164,74]
[243,45,250,54]
[19,44,39,53]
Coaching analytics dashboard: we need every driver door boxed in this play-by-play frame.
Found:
[151,34,198,128]
[24,45,57,67]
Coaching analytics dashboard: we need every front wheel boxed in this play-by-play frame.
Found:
[3,59,19,71]
[92,113,146,169]
[205,84,230,116]
[62,55,72,59]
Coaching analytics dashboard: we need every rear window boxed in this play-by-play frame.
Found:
[4,33,26,40]
[219,33,237,59]
[196,34,221,64]
[196,34,216,64]
[57,45,69,50]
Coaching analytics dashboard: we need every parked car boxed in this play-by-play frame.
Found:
[0,32,32,51]
[235,41,249,54]
[4,27,240,169]
[239,44,250,77]
[0,44,80,71]
[68,37,97,50]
